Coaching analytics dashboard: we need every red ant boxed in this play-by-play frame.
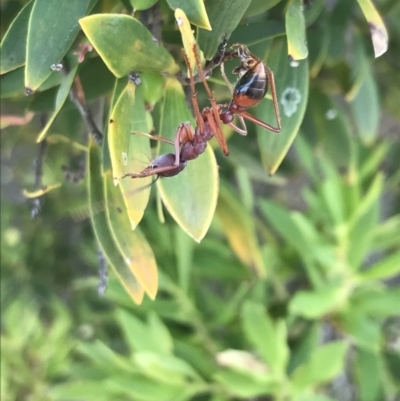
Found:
[122,43,281,180]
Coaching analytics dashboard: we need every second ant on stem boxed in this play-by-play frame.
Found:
[122,42,281,180]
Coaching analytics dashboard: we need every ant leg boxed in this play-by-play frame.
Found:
[238,110,281,133]
[265,66,282,132]
[172,122,195,166]
[131,131,174,146]
[228,115,248,136]
[220,62,234,94]
[192,43,229,156]
[182,51,204,133]
[122,164,181,179]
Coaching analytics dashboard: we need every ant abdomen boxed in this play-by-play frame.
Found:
[233,63,268,108]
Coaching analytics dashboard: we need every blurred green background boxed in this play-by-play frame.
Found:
[1,0,400,400]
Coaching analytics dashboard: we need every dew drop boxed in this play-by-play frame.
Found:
[290,60,300,67]
[25,87,33,95]
[280,87,302,117]
[325,109,337,120]
[50,63,63,71]
[122,152,128,166]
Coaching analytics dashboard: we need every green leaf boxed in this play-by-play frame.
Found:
[50,381,112,401]
[370,214,400,251]
[109,375,185,401]
[79,14,179,77]
[291,342,347,393]
[244,0,282,19]
[104,174,158,299]
[36,65,79,142]
[242,301,289,372]
[134,351,201,383]
[25,0,91,91]
[350,67,380,143]
[229,21,286,47]
[259,200,313,261]
[77,340,136,373]
[166,1,211,30]
[339,310,381,351]
[289,285,348,319]
[348,172,383,228]
[351,287,400,318]
[356,0,389,57]
[255,37,309,174]
[216,185,265,276]
[80,57,116,101]
[0,0,33,74]
[116,310,167,354]
[147,312,174,355]
[108,82,152,227]
[0,67,25,99]
[285,0,308,61]
[294,397,336,401]
[303,86,353,171]
[215,369,276,398]
[130,0,159,11]
[354,348,384,401]
[88,140,145,305]
[157,78,219,242]
[358,250,400,281]
[197,0,253,59]
[308,20,330,78]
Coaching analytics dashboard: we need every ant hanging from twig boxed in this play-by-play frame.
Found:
[122,42,281,180]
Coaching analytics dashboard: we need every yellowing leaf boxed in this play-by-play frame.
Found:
[285,0,308,60]
[216,186,265,276]
[79,14,179,77]
[356,0,388,57]
[88,140,145,305]
[104,174,158,299]
[22,183,61,198]
[108,82,152,227]
[167,0,211,30]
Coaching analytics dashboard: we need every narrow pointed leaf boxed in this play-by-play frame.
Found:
[25,0,91,91]
[255,38,308,174]
[350,67,379,143]
[197,0,253,59]
[216,186,265,276]
[0,0,33,74]
[291,342,347,392]
[359,250,400,281]
[305,87,353,171]
[104,174,158,299]
[285,0,308,60]
[108,82,152,227]
[22,183,61,198]
[167,0,211,30]
[79,14,179,77]
[157,78,219,242]
[356,0,388,57]
[242,301,288,372]
[88,140,145,305]
[130,0,159,11]
[36,65,79,142]
[244,0,282,19]
[175,9,201,73]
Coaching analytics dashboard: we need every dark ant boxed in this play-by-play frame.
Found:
[122,43,281,180]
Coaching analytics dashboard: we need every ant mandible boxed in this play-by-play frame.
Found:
[122,42,281,180]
